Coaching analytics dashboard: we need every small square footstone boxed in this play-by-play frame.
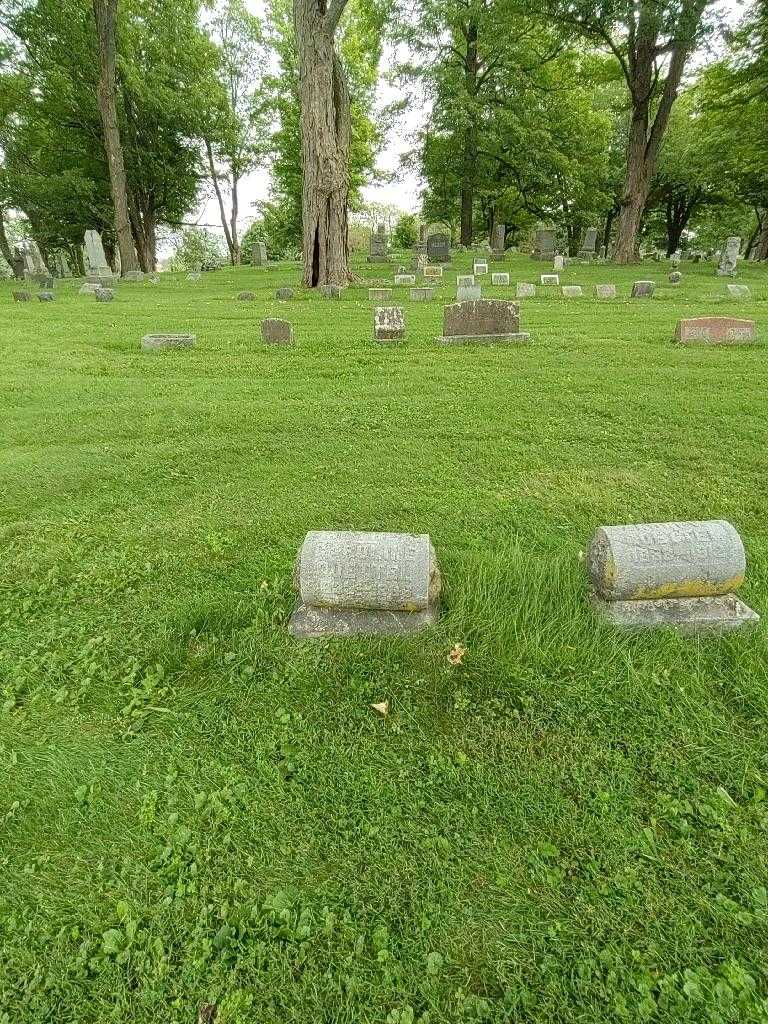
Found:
[727,284,750,299]
[594,284,616,299]
[289,530,441,637]
[410,287,435,301]
[674,316,757,345]
[238,291,256,301]
[79,283,99,296]
[368,288,392,300]
[456,275,475,288]
[669,271,682,284]
[141,333,196,351]
[186,271,201,283]
[437,298,530,345]
[394,274,416,286]
[562,285,583,297]
[374,306,405,342]
[37,291,55,302]
[276,287,294,300]
[123,270,144,282]
[13,291,32,302]
[540,274,559,286]
[148,273,160,284]
[321,284,342,298]
[473,261,489,275]
[261,318,294,344]
[457,283,482,301]
[516,282,536,298]
[95,288,115,302]
[423,265,443,279]
[587,519,758,633]
[492,273,510,285]
[631,280,654,297]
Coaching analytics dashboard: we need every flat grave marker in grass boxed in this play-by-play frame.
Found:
[631,280,655,297]
[674,316,758,345]
[587,519,759,632]
[141,333,196,351]
[261,318,294,345]
[289,530,441,637]
[594,284,616,299]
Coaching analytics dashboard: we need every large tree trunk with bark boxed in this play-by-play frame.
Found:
[459,20,479,247]
[92,0,140,275]
[665,190,699,254]
[0,208,15,272]
[294,0,351,288]
[752,209,768,261]
[205,139,237,265]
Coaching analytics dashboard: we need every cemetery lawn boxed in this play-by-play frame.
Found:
[3,255,768,1024]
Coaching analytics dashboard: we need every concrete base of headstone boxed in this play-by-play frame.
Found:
[290,603,439,638]
[37,291,55,302]
[590,593,759,633]
[141,334,196,351]
[437,332,530,346]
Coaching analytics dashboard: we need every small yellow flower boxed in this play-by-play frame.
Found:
[448,643,467,666]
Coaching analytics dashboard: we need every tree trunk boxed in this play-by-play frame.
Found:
[92,0,140,275]
[665,192,697,255]
[294,0,351,288]
[0,208,15,271]
[752,209,768,261]
[205,138,236,264]
[459,20,479,247]
[231,173,240,265]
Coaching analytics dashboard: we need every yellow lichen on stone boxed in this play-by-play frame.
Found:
[629,573,745,601]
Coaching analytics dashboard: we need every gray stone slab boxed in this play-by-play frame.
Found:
[727,284,750,299]
[516,283,536,298]
[238,291,256,301]
[261,318,294,344]
[553,255,565,271]
[594,284,616,299]
[13,291,32,302]
[321,284,342,298]
[37,291,55,302]
[423,265,443,279]
[675,317,757,344]
[631,280,655,298]
[456,275,475,288]
[289,530,441,637]
[148,273,160,284]
[426,233,450,263]
[587,520,745,602]
[473,262,488,275]
[187,271,201,283]
[540,274,559,286]
[668,271,682,284]
[562,285,583,297]
[591,593,759,632]
[456,284,482,302]
[252,241,267,266]
[410,288,435,301]
[368,288,392,300]
[367,225,388,262]
[374,307,405,342]
[491,273,509,285]
[394,274,416,286]
[276,287,294,300]
[716,236,740,276]
[123,270,144,282]
[95,288,115,302]
[141,334,196,351]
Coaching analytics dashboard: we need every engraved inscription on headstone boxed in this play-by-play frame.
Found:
[374,307,405,342]
[674,316,757,345]
[716,236,740,277]
[631,280,655,298]
[437,298,530,345]
[516,282,536,298]
[594,284,616,299]
[261,318,294,344]
[252,241,267,266]
[426,233,451,263]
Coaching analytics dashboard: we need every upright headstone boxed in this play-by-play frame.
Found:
[473,261,488,276]
[394,274,416,286]
[631,281,654,298]
[426,233,451,263]
[594,284,616,299]
[84,230,112,278]
[668,271,682,285]
[95,288,115,302]
[578,227,598,260]
[410,287,435,301]
[587,520,758,631]
[276,287,294,300]
[53,252,71,279]
[457,282,481,301]
[123,270,145,282]
[516,282,536,298]
[541,274,559,286]
[374,307,405,342]
[553,255,565,271]
[491,273,509,286]
[37,291,55,302]
[716,236,740,277]
[238,291,256,301]
[532,228,556,261]
[491,223,506,261]
[252,241,267,266]
[674,317,757,345]
[261,319,294,344]
[368,288,392,300]
[423,265,443,279]
[562,285,583,298]
[22,239,47,278]
[437,299,530,345]
[321,284,342,298]
[367,224,389,263]
[13,291,32,302]
[289,531,441,637]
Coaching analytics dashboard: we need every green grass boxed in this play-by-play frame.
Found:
[1,253,768,1023]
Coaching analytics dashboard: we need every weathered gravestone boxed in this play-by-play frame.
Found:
[587,520,759,632]
[516,282,536,298]
[37,291,55,302]
[148,273,160,284]
[578,227,598,260]
[53,252,71,278]
[187,271,201,283]
[321,284,342,298]
[13,291,32,302]
[276,287,294,300]
[674,316,757,345]
[410,288,435,301]
[374,307,405,342]
[457,275,475,288]
[532,228,556,260]
[473,261,488,276]
[11,248,25,280]
[457,282,482,302]
[492,273,509,286]
[553,255,565,271]
[540,274,559,286]
[437,298,530,345]
[261,318,294,344]
[669,271,682,285]
[726,284,750,299]
[84,230,112,278]
[141,334,196,351]
[426,233,451,263]
[491,223,506,261]
[123,270,144,282]
[423,265,443,279]
[594,284,617,299]
[238,291,256,301]
[79,284,99,296]
[22,240,48,278]
[289,531,441,637]
[369,288,392,300]
[394,274,416,286]
[252,241,267,266]
[367,224,389,263]
[716,236,740,276]
[562,285,583,298]
[631,280,655,298]
[95,288,115,302]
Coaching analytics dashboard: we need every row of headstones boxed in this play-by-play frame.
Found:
[287,521,759,636]
[138,299,758,348]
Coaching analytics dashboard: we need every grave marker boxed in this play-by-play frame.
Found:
[516,282,536,298]
[473,261,488,275]
[141,334,196,350]
[423,265,443,279]
[394,274,416,286]
[238,291,256,301]
[491,273,509,286]
[716,236,740,276]
[437,298,530,345]
[426,233,451,263]
[410,287,435,301]
[368,288,392,300]
[674,316,757,345]
[84,230,112,278]
[726,284,750,299]
[532,227,556,260]
[95,288,115,302]
[13,291,32,302]
[594,284,616,299]
[289,531,441,637]
[668,271,682,285]
[562,285,583,298]
[457,283,482,301]
[578,227,598,260]
[587,520,758,632]
[541,274,559,286]
[631,280,654,298]
[252,241,267,266]
[374,307,405,342]
[37,291,55,302]
[276,287,294,300]
[261,319,294,344]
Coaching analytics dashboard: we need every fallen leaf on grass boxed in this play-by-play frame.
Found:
[371,700,389,717]
[448,643,467,666]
